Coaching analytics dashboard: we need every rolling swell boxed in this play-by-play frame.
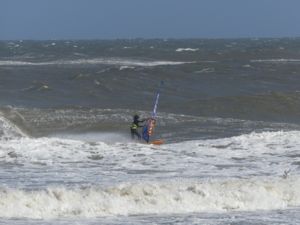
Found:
[1,39,300,126]
[1,107,299,142]
[182,91,300,123]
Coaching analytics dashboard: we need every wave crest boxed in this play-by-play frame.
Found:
[0,177,299,218]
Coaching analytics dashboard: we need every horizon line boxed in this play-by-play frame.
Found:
[1,36,300,42]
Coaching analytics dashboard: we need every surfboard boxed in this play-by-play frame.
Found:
[149,139,164,145]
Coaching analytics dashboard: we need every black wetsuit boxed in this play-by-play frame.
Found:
[130,118,144,140]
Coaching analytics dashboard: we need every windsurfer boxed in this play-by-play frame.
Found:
[130,114,145,140]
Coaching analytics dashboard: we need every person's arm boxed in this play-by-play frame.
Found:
[138,119,146,127]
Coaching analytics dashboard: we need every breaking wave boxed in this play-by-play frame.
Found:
[0,177,299,219]
[0,115,26,140]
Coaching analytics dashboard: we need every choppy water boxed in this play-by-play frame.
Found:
[0,38,300,224]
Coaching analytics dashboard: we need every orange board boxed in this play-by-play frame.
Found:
[149,139,164,145]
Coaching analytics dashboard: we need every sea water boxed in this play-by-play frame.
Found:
[0,39,300,224]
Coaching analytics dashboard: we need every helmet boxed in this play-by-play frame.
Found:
[133,114,139,120]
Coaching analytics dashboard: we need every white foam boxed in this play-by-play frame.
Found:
[251,59,300,63]
[50,132,131,144]
[0,137,107,165]
[119,65,135,70]
[195,67,215,73]
[0,58,193,67]
[0,127,298,163]
[176,48,199,52]
[0,130,299,181]
[168,130,300,156]
[161,131,300,177]
[0,177,299,219]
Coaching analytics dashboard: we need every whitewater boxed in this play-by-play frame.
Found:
[0,114,300,223]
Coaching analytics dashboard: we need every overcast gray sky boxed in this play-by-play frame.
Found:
[1,0,300,40]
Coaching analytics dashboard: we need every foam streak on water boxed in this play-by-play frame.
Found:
[0,58,193,67]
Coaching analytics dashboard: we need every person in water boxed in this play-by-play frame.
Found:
[130,114,145,140]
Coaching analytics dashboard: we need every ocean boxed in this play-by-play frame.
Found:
[0,38,300,224]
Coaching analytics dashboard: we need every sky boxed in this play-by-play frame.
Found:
[1,0,300,40]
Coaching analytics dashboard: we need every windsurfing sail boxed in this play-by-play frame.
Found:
[142,82,163,143]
